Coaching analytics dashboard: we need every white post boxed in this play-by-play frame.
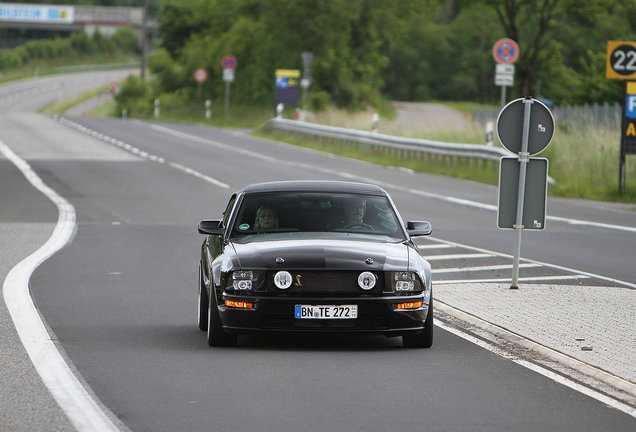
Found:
[276,103,284,119]
[486,121,494,146]
[372,113,379,133]
[205,100,212,120]
[122,109,128,119]
[154,99,160,118]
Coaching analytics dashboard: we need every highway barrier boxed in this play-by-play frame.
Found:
[262,117,512,168]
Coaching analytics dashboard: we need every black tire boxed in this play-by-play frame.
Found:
[198,263,209,331]
[207,291,238,347]
[403,297,433,348]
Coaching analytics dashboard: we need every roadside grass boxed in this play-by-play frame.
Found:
[109,101,276,129]
[39,85,111,115]
[0,52,139,85]
[543,123,636,202]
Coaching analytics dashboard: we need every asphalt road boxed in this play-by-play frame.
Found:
[1,73,636,431]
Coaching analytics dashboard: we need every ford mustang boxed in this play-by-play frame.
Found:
[197,181,433,347]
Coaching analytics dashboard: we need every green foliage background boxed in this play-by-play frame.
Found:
[0,28,139,73]
[113,0,636,116]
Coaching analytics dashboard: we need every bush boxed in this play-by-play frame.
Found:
[0,29,140,73]
[69,32,97,54]
[113,75,152,117]
[309,91,331,112]
[112,27,140,54]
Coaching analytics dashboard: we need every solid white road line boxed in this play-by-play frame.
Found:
[0,140,123,432]
[434,318,636,418]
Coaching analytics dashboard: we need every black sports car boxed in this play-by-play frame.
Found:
[197,181,433,348]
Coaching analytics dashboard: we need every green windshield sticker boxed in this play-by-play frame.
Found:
[239,224,250,230]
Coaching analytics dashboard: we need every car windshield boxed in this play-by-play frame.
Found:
[229,192,405,240]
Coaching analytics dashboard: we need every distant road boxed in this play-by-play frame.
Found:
[0,69,134,113]
[389,101,471,131]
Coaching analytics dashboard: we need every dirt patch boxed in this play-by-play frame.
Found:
[388,102,470,131]
[311,102,471,135]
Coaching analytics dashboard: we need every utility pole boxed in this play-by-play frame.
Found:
[140,0,148,80]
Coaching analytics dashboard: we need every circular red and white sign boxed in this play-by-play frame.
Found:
[221,55,237,69]
[193,68,208,83]
[493,38,519,64]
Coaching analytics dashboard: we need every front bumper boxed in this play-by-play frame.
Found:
[218,292,429,336]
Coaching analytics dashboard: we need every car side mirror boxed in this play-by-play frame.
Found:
[406,221,432,236]
[198,219,224,235]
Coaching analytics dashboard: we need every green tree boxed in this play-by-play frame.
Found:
[476,0,625,99]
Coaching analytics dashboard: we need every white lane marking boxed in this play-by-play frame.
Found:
[421,236,636,289]
[0,141,122,432]
[433,274,591,285]
[416,244,454,250]
[55,117,225,188]
[424,253,496,260]
[432,263,541,274]
[434,319,636,418]
[168,162,229,188]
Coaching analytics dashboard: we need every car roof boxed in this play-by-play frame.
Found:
[236,181,388,196]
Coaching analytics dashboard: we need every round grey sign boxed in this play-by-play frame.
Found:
[496,98,555,155]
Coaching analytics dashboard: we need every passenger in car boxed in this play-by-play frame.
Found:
[254,206,279,229]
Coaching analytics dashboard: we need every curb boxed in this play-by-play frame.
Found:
[434,299,636,398]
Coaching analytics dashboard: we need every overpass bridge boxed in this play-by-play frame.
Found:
[0,3,157,43]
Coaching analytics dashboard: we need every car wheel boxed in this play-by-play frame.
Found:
[207,292,238,347]
[403,297,433,348]
[198,263,209,331]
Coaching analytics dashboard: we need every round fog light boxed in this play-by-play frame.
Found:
[358,271,377,290]
[274,271,293,289]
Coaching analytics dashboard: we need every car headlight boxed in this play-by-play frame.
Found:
[274,271,293,289]
[358,272,377,290]
[232,270,256,290]
[390,272,422,292]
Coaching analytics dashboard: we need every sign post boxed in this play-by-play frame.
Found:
[222,55,237,119]
[493,38,519,106]
[193,68,208,113]
[606,41,636,192]
[497,97,554,289]
[301,52,313,122]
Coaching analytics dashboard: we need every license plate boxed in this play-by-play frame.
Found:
[295,305,358,319]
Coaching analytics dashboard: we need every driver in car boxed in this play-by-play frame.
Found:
[342,198,373,230]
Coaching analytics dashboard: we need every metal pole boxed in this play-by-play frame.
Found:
[303,86,308,122]
[620,81,627,193]
[197,82,202,113]
[140,0,148,80]
[511,97,533,289]
[225,82,230,120]
[501,85,507,107]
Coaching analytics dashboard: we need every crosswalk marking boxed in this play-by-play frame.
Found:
[432,263,540,274]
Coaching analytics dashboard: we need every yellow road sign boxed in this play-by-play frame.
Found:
[607,41,636,79]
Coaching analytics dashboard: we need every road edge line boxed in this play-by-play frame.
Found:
[434,299,636,398]
[0,140,126,432]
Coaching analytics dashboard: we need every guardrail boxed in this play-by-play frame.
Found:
[261,117,512,167]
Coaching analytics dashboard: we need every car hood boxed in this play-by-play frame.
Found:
[230,238,411,271]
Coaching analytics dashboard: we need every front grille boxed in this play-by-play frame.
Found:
[264,270,385,293]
